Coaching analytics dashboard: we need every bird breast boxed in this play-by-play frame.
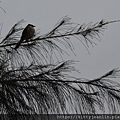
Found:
[26,26,35,39]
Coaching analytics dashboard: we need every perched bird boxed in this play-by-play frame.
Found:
[14,24,35,50]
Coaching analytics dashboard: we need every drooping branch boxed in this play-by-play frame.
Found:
[0,17,120,48]
[1,62,120,95]
[1,56,120,114]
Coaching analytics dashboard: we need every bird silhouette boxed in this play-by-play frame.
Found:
[14,24,35,50]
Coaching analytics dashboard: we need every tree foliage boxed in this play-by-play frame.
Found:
[0,16,120,117]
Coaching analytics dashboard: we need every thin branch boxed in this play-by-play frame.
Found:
[0,19,119,48]
[1,66,120,94]
[0,6,6,13]
[87,68,120,83]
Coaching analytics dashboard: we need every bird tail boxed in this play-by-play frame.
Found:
[14,39,23,50]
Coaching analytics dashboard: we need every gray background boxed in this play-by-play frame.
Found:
[1,0,120,88]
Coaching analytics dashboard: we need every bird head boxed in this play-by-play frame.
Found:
[27,24,35,27]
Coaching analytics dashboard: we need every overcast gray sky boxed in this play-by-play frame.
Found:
[1,0,120,80]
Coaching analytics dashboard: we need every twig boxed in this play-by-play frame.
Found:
[0,6,6,13]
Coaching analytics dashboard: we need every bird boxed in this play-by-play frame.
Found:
[14,24,35,50]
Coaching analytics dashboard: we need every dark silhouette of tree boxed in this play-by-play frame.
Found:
[0,16,120,119]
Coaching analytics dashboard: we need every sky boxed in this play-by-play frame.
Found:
[0,1,120,80]
[0,0,120,114]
